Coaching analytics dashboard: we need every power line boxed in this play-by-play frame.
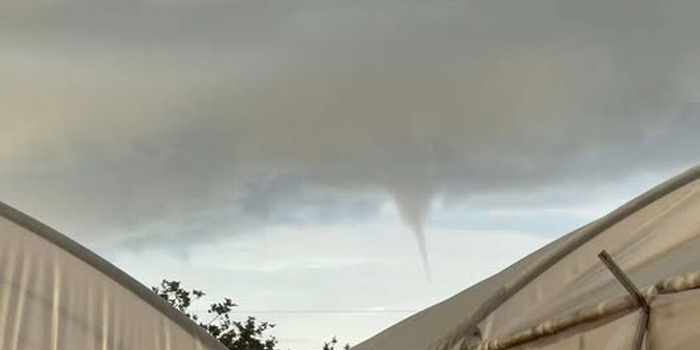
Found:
[190,309,418,315]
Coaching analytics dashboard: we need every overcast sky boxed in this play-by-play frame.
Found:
[2,0,700,348]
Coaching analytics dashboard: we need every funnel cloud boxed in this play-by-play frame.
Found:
[388,179,434,276]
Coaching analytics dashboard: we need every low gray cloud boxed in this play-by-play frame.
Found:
[2,0,700,251]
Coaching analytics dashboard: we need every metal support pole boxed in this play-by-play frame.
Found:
[598,250,650,350]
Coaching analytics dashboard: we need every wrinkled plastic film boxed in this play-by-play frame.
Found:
[480,179,700,339]
[0,214,224,350]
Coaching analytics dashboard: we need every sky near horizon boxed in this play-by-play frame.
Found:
[2,0,700,348]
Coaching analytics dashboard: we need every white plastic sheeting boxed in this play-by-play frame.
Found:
[481,176,700,339]
[354,165,700,350]
[0,203,226,350]
[649,289,700,350]
[511,311,641,350]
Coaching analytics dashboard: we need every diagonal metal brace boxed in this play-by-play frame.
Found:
[598,250,649,350]
[598,251,650,312]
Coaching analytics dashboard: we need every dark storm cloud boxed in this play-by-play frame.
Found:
[2,0,700,247]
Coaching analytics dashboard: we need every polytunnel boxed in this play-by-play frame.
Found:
[0,201,227,350]
[355,165,700,350]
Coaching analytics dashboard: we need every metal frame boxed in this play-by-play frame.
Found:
[598,250,649,350]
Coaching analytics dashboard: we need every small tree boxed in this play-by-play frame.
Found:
[322,337,351,350]
[152,280,277,350]
[153,279,351,350]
